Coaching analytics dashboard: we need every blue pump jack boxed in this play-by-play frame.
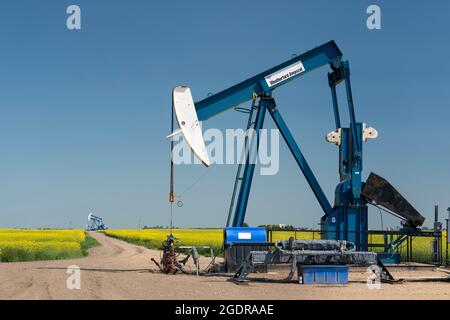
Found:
[86,213,107,231]
[181,41,424,251]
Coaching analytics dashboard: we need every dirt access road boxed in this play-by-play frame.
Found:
[0,232,449,300]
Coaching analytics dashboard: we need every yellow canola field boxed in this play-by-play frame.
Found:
[0,229,86,262]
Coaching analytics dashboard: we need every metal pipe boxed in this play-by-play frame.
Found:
[169,103,175,236]
[434,204,441,265]
[446,207,450,265]
[446,219,449,265]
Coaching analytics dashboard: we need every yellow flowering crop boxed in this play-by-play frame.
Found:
[0,229,87,262]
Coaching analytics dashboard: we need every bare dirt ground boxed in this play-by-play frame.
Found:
[0,232,449,300]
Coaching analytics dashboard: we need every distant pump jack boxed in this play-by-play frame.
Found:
[86,213,107,231]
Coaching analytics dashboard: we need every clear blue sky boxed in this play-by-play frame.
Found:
[0,0,449,229]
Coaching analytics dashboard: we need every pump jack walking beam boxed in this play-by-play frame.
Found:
[195,41,343,122]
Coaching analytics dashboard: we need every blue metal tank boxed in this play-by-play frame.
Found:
[223,227,269,272]
[224,227,267,244]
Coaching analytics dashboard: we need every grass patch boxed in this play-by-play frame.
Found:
[80,233,100,256]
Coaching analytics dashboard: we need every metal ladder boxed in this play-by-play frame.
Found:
[226,98,259,227]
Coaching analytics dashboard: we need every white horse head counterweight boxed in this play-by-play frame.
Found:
[168,86,210,167]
